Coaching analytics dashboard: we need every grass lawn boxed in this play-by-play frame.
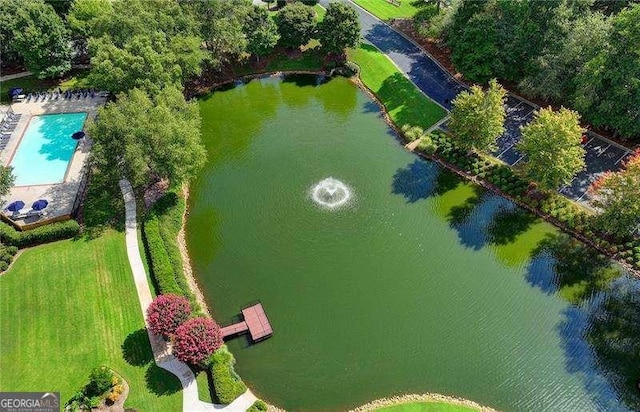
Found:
[0,232,182,409]
[0,170,182,410]
[377,401,477,411]
[352,0,425,19]
[1,76,42,103]
[0,70,90,103]
[348,43,447,130]
[314,3,326,21]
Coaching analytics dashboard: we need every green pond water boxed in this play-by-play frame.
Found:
[187,75,639,411]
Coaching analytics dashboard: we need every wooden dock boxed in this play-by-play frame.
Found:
[221,302,273,342]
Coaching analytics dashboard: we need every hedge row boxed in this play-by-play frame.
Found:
[142,216,183,295]
[0,220,80,248]
[412,129,640,269]
[0,244,18,272]
[142,191,200,311]
[204,346,247,404]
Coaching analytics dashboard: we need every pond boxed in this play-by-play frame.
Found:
[187,75,639,411]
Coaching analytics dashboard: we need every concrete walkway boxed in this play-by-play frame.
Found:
[0,71,32,82]
[119,179,258,412]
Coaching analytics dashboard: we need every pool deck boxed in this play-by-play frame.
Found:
[0,95,107,229]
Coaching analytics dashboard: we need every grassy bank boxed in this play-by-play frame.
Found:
[348,43,447,130]
[351,0,424,20]
[377,401,477,412]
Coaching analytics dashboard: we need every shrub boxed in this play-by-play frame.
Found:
[0,220,80,247]
[206,346,247,404]
[143,191,200,311]
[247,400,268,412]
[0,251,12,263]
[173,317,223,365]
[5,246,17,255]
[87,366,114,397]
[0,261,8,271]
[147,294,191,338]
[142,216,182,295]
[417,136,437,154]
[338,61,359,77]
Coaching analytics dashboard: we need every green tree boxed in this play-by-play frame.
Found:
[87,34,202,95]
[245,6,279,61]
[591,151,640,238]
[88,86,207,189]
[449,11,501,83]
[194,0,252,68]
[446,0,585,83]
[84,0,205,93]
[44,0,73,16]
[317,2,360,56]
[591,0,635,15]
[274,3,316,49]
[0,166,15,200]
[67,0,113,39]
[519,12,611,102]
[448,79,507,153]
[517,107,585,191]
[11,0,72,78]
[573,4,640,139]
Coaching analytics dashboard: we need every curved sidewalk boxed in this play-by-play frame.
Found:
[322,0,632,204]
[119,179,257,412]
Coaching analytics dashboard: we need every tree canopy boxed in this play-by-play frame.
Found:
[448,79,507,153]
[83,0,206,94]
[67,0,113,39]
[193,0,253,68]
[442,0,639,139]
[245,5,279,60]
[318,2,361,55]
[517,107,585,191]
[87,33,203,95]
[591,151,640,238]
[2,0,72,78]
[573,4,640,138]
[274,3,317,49]
[88,86,207,189]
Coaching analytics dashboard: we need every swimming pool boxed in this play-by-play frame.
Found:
[10,112,87,186]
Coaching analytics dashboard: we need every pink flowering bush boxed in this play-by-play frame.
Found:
[173,317,223,365]
[146,294,191,339]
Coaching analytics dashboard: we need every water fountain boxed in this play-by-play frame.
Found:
[311,177,351,209]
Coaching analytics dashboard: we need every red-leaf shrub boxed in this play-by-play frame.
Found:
[173,317,223,365]
[146,294,191,338]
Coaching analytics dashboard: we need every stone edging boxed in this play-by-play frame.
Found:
[349,393,498,412]
[177,184,212,318]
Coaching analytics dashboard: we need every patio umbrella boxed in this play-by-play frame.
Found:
[71,131,86,140]
[32,199,48,211]
[8,87,23,99]
[6,201,25,212]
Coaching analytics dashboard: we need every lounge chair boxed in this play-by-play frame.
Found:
[26,209,44,218]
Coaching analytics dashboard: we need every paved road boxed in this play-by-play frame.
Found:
[324,0,632,204]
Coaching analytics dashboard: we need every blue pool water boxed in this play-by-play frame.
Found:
[10,112,87,186]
